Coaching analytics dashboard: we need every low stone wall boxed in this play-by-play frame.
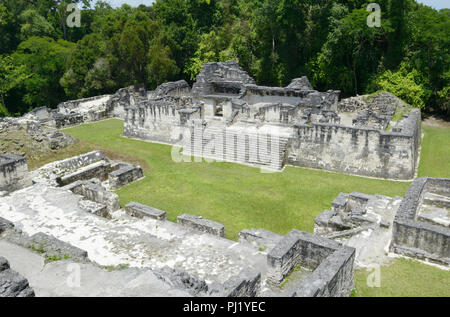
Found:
[34,150,110,187]
[177,214,225,237]
[68,180,120,215]
[2,223,88,262]
[266,229,340,286]
[390,177,450,265]
[27,233,88,261]
[0,154,31,193]
[266,229,355,297]
[125,202,167,220]
[109,163,144,190]
[218,267,261,297]
[57,160,111,186]
[292,246,355,297]
[0,256,35,297]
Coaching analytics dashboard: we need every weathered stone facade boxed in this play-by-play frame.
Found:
[119,61,421,179]
[266,229,355,297]
[177,214,226,238]
[0,256,35,297]
[390,177,450,265]
[109,162,144,190]
[0,154,31,194]
[15,61,421,180]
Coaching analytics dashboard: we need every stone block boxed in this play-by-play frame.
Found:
[125,202,167,220]
[177,214,225,237]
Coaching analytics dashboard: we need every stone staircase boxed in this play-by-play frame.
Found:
[184,125,290,170]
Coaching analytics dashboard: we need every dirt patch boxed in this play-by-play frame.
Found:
[422,115,450,129]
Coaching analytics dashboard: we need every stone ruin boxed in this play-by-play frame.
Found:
[390,177,450,265]
[0,255,34,297]
[0,154,357,296]
[1,60,446,297]
[0,149,448,297]
[20,60,421,180]
[314,178,450,268]
[0,154,32,195]
[0,116,76,159]
[121,61,421,179]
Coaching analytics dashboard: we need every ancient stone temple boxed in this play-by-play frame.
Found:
[21,60,421,179]
[122,61,421,179]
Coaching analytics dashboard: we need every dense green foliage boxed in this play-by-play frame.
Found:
[0,0,448,117]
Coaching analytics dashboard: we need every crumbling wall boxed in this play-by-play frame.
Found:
[287,109,421,180]
[125,202,167,220]
[109,163,143,190]
[266,229,355,297]
[0,154,31,193]
[390,177,450,265]
[192,61,256,97]
[67,179,120,215]
[0,256,35,297]
[33,150,110,187]
[123,101,199,144]
[292,246,355,297]
[177,214,225,237]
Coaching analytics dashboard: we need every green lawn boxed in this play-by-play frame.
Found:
[354,258,450,297]
[59,119,450,297]
[418,125,450,178]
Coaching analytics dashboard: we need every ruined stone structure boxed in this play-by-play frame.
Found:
[2,61,445,298]
[0,256,35,297]
[120,61,420,179]
[0,151,357,297]
[390,178,450,265]
[18,61,421,179]
[0,154,31,194]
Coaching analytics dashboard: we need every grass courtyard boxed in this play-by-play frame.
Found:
[52,119,450,297]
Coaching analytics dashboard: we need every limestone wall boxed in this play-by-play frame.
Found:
[390,177,450,265]
[177,214,225,237]
[292,246,355,297]
[123,101,200,144]
[108,163,143,190]
[287,109,421,180]
[266,229,355,297]
[0,154,31,193]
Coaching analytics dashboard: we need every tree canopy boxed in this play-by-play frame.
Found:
[0,0,448,117]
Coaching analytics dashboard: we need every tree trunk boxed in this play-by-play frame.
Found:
[0,91,9,116]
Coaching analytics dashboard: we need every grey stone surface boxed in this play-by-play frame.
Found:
[0,217,14,233]
[0,153,31,193]
[0,240,190,297]
[68,180,120,215]
[4,230,88,262]
[125,202,167,220]
[109,162,144,190]
[0,256,9,272]
[32,150,110,187]
[177,214,225,237]
[390,177,450,265]
[238,228,283,251]
[0,256,34,297]
[218,267,261,297]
